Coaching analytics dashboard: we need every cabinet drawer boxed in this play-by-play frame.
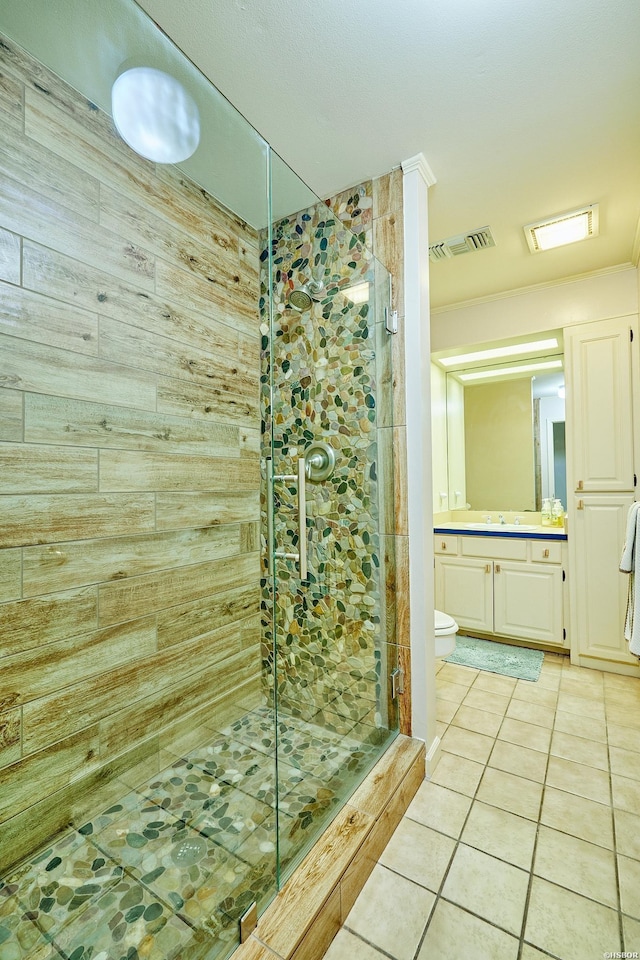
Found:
[461,537,527,561]
[434,535,458,555]
[530,541,562,563]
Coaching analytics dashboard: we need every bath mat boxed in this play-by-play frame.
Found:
[445,635,544,682]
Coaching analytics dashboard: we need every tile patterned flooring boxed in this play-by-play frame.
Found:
[0,706,384,960]
[325,653,640,960]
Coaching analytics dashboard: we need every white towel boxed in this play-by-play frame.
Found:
[620,501,640,657]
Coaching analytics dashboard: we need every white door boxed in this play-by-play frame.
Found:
[435,556,493,632]
[565,317,636,494]
[494,561,564,645]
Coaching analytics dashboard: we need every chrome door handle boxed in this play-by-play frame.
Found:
[268,457,308,580]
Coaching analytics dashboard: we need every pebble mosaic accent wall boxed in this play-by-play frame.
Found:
[260,184,397,736]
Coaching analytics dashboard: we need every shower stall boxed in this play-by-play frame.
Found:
[0,3,399,958]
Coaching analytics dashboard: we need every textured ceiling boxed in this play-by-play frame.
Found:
[137,0,640,308]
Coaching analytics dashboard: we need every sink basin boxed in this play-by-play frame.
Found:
[466,522,538,531]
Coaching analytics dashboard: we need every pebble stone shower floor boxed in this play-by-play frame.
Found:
[0,705,385,960]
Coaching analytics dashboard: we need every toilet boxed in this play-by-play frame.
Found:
[435,609,459,658]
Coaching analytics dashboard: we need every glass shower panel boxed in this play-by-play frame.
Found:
[263,157,399,882]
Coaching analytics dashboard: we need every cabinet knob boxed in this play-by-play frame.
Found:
[485,563,491,574]
[495,564,501,573]
[577,499,584,510]
[576,480,584,491]
[543,548,549,558]
[441,541,447,550]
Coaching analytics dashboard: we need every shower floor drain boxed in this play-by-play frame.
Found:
[171,836,208,866]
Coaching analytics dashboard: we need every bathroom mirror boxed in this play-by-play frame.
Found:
[442,360,566,512]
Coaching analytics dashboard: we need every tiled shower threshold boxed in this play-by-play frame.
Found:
[0,708,423,960]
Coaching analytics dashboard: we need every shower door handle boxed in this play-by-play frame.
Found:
[267,457,307,580]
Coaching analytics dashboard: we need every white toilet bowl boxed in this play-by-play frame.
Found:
[435,609,459,658]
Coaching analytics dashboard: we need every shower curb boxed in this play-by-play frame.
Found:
[233,733,425,960]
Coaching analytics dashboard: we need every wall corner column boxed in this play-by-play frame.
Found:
[401,153,438,770]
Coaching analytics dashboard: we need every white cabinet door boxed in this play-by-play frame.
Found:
[571,495,636,664]
[494,561,564,646]
[434,556,493,632]
[565,317,636,493]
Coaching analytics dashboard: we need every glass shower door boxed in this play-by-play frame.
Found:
[263,164,399,884]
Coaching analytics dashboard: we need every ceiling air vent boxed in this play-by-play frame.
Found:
[429,226,496,263]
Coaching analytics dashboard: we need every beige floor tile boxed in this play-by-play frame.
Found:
[604,674,640,698]
[512,680,558,707]
[345,864,435,960]
[463,688,511,716]
[536,667,562,692]
[612,773,640,813]
[452,705,503,738]
[461,800,537,870]
[550,730,609,771]
[623,915,640,953]
[541,786,614,849]
[488,739,547,783]
[437,663,478,686]
[560,676,605,700]
[533,825,617,907]
[520,946,552,960]
[606,703,640,730]
[555,710,607,743]
[608,721,640,752]
[442,843,529,936]
[436,720,449,738]
[405,781,472,839]
[436,680,469,704]
[436,699,458,724]
[556,691,606,721]
[560,668,605,692]
[610,744,640,781]
[472,672,517,696]
[498,717,551,753]
[546,755,611,804]
[418,898,519,960]
[525,877,621,960]
[477,766,543,821]
[615,808,640,861]
[430,752,485,798]
[323,929,387,960]
[619,855,640,920]
[440,725,494,764]
[379,817,456,893]
[505,699,555,729]
[435,659,444,674]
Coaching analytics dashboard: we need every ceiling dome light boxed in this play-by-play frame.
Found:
[111,67,200,163]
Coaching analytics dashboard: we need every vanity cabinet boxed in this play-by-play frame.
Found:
[434,535,566,647]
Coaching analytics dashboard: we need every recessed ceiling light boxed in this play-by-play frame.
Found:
[459,359,563,382]
[524,204,599,254]
[440,338,558,367]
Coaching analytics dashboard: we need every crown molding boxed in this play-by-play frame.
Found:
[401,153,437,188]
[431,262,636,315]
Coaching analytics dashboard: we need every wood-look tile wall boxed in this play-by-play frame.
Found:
[0,35,262,870]
[371,170,411,735]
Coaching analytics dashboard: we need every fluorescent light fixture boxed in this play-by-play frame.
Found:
[440,338,558,367]
[459,359,563,382]
[112,67,200,163]
[524,204,599,254]
[344,281,370,304]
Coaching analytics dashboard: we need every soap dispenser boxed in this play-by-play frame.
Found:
[552,499,564,527]
[541,498,552,526]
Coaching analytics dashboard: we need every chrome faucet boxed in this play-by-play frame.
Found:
[485,515,492,524]
[514,516,522,525]
[498,514,505,524]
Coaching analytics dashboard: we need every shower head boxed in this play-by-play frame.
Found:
[287,278,325,313]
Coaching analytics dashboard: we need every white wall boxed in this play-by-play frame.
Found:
[431,266,638,352]
[431,363,448,513]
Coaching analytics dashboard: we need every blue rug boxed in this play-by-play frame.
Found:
[445,635,544,682]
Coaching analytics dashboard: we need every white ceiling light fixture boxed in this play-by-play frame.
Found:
[440,338,559,367]
[524,204,599,254]
[459,359,563,382]
[111,67,200,163]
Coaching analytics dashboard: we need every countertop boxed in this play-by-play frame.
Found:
[434,522,567,541]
